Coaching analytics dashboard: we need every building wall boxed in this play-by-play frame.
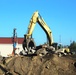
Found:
[0,44,23,57]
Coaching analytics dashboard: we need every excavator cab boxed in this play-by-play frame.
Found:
[52,43,58,50]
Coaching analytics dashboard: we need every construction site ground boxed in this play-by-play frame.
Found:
[0,54,76,75]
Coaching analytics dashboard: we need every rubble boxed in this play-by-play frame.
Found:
[0,54,76,75]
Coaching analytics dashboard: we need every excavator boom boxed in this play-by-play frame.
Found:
[37,15,53,45]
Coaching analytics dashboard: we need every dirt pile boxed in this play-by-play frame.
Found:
[0,54,76,75]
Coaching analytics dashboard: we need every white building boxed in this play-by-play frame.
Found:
[0,37,24,57]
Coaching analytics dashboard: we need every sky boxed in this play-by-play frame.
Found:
[0,0,76,46]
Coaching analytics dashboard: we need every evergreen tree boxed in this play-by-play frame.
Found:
[69,41,76,52]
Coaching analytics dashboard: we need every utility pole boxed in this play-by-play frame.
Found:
[59,35,61,44]
[59,35,62,48]
[12,28,17,56]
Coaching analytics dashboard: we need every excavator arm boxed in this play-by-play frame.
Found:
[23,11,54,51]
[26,11,38,38]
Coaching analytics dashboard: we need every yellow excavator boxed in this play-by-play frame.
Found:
[22,11,70,56]
[22,11,57,55]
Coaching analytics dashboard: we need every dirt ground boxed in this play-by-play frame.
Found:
[0,54,76,75]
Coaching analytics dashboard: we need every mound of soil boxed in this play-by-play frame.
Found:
[0,54,76,75]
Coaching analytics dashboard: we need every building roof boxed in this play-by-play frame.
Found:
[0,37,24,44]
